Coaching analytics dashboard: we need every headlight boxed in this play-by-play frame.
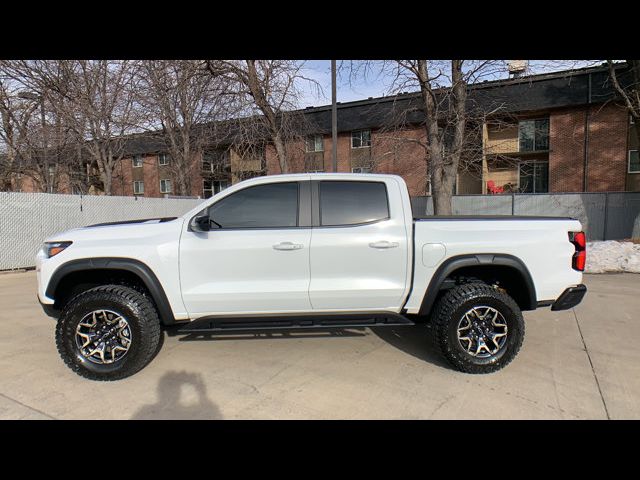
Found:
[43,241,72,258]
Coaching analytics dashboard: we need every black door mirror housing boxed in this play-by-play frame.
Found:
[193,215,211,232]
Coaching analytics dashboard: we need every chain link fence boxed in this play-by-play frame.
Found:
[411,192,640,241]
[0,192,202,270]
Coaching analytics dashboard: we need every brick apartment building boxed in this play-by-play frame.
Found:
[9,63,640,198]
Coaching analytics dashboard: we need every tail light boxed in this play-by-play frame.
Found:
[569,232,586,271]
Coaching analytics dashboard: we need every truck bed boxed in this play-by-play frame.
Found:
[403,215,584,314]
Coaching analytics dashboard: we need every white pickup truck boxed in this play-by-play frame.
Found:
[36,173,587,380]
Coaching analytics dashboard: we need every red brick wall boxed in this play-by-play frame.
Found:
[11,174,41,193]
[190,151,204,198]
[266,135,351,174]
[10,171,73,194]
[112,154,161,197]
[586,103,627,192]
[549,104,628,192]
[549,108,586,192]
[372,129,428,196]
[265,141,307,175]
[265,129,429,196]
[112,158,131,196]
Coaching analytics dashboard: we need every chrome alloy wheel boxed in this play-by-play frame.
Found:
[456,306,508,358]
[75,310,132,364]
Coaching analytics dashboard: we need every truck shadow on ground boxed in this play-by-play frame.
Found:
[167,328,367,342]
[165,324,449,370]
[369,324,450,369]
[130,370,222,420]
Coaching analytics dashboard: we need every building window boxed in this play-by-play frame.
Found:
[203,179,230,199]
[629,150,640,173]
[518,162,549,193]
[351,129,371,148]
[160,179,172,194]
[133,181,144,195]
[158,153,170,166]
[132,155,143,168]
[202,149,229,173]
[519,119,549,152]
[352,166,372,173]
[305,135,324,152]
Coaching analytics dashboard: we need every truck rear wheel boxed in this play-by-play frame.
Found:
[55,285,161,381]
[431,283,524,374]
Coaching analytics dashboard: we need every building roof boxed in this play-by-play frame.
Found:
[121,62,629,155]
[298,63,625,133]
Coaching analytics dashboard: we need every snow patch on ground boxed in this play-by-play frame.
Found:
[585,241,640,273]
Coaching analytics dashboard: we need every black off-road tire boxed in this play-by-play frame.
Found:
[55,284,161,381]
[432,282,525,374]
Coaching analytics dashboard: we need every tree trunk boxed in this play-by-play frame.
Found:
[176,165,189,196]
[96,157,112,195]
[416,60,467,215]
[430,149,455,215]
[432,180,454,215]
[273,132,288,174]
[102,169,112,196]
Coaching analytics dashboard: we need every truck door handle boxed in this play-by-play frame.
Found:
[369,241,399,249]
[273,242,304,251]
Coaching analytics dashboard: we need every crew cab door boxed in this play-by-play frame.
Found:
[308,179,410,311]
[179,179,312,316]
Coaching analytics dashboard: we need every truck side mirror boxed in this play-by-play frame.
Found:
[193,215,211,232]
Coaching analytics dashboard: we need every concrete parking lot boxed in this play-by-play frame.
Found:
[0,270,638,419]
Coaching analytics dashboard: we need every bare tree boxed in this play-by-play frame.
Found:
[346,60,505,213]
[205,60,319,174]
[0,69,79,193]
[608,60,640,140]
[0,78,35,190]
[136,60,238,196]
[2,60,144,195]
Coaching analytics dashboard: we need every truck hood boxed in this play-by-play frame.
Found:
[84,217,179,228]
[44,216,185,245]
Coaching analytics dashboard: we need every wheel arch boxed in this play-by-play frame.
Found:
[417,254,537,316]
[46,258,176,326]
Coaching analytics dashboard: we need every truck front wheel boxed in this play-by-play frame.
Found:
[431,283,525,374]
[55,284,161,381]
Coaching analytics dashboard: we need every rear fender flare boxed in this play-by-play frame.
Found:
[417,254,537,316]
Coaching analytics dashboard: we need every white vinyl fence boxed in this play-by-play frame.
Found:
[0,192,202,270]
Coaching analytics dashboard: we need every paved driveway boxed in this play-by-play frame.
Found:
[0,271,637,419]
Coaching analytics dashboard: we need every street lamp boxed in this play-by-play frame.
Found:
[18,91,51,193]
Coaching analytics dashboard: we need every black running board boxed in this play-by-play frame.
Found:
[178,311,414,333]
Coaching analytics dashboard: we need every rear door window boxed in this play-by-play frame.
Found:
[319,181,389,226]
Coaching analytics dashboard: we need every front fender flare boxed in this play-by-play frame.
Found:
[46,257,176,326]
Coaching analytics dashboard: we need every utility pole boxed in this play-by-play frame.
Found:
[39,96,51,193]
[331,60,337,172]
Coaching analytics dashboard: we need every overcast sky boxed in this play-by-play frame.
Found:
[296,60,604,108]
